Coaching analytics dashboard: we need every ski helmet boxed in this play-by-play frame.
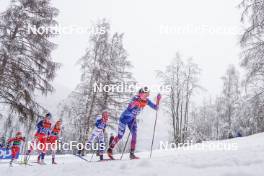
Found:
[16,131,22,136]
[56,119,62,125]
[102,110,109,121]
[45,113,52,119]
[102,109,108,114]
[138,87,150,94]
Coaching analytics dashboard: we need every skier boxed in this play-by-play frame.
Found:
[35,113,52,164]
[7,131,25,166]
[47,119,62,164]
[107,87,161,160]
[86,111,109,161]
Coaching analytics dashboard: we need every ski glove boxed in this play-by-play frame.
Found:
[156,94,161,105]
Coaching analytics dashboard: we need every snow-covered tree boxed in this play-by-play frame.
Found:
[59,20,134,153]
[157,53,201,144]
[219,65,241,138]
[239,0,264,134]
[0,0,59,136]
[189,99,216,142]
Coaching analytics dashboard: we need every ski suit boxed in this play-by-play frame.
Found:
[35,119,51,158]
[7,137,25,159]
[87,116,107,155]
[110,95,158,151]
[47,125,61,159]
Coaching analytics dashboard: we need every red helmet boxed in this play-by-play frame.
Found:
[55,119,62,127]
[102,111,109,122]
[16,131,22,136]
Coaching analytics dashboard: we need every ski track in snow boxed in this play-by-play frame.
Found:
[1,133,264,176]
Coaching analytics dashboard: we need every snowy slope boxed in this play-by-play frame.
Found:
[1,133,264,176]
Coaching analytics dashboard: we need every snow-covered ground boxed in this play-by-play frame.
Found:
[1,133,264,176]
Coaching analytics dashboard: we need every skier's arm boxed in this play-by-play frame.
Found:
[95,118,101,128]
[36,120,43,129]
[6,138,15,148]
[147,94,161,110]
[7,138,15,144]
[147,99,158,110]
[47,128,51,136]
[20,137,25,142]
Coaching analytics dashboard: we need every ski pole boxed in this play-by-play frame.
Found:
[89,150,95,162]
[120,131,131,160]
[86,142,96,162]
[23,139,35,165]
[150,110,158,158]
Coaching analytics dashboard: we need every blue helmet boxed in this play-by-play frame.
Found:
[45,113,52,119]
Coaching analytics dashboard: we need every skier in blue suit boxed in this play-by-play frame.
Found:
[107,87,161,159]
[86,111,109,161]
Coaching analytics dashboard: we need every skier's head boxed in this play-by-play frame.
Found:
[45,113,52,120]
[102,110,109,122]
[55,119,62,128]
[16,131,22,137]
[138,87,150,100]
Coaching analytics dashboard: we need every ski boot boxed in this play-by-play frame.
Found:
[107,148,115,160]
[37,155,40,164]
[9,159,14,167]
[39,153,46,165]
[130,150,140,160]
[52,158,57,164]
[23,155,29,165]
[99,155,104,161]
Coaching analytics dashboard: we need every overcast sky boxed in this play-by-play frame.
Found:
[52,0,243,99]
[0,0,244,150]
[1,0,243,99]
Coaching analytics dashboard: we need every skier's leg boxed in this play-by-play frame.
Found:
[37,136,43,162]
[24,136,37,163]
[107,121,126,159]
[109,121,126,149]
[87,129,99,149]
[35,134,43,163]
[51,148,56,164]
[10,146,17,166]
[50,138,57,164]
[11,147,16,159]
[98,131,105,160]
[39,136,47,164]
[128,121,139,159]
[25,139,34,155]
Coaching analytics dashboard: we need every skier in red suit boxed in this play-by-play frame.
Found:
[47,119,62,164]
[35,113,52,164]
[7,131,25,166]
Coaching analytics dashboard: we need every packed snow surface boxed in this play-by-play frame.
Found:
[1,133,264,176]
